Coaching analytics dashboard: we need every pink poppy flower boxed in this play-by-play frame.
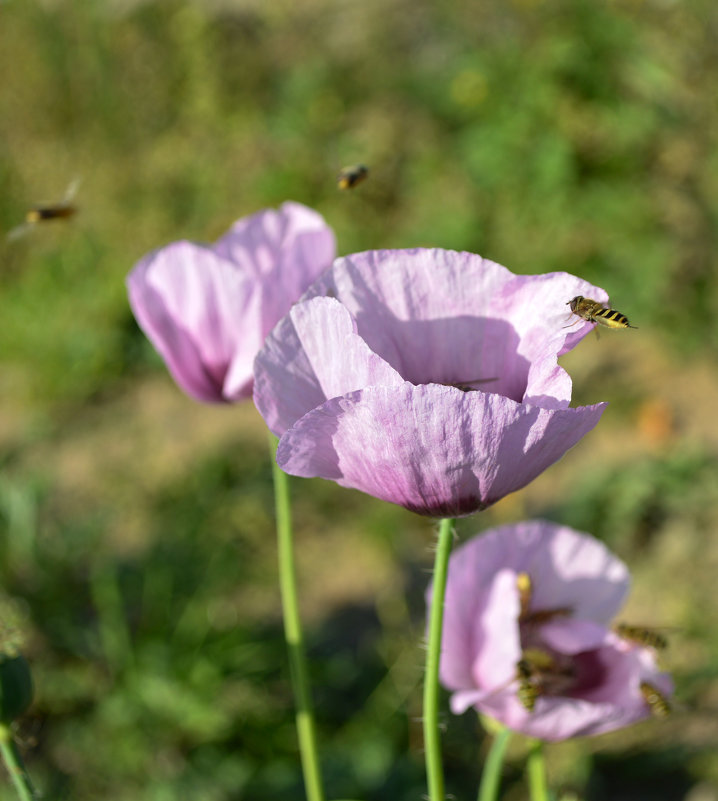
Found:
[435,520,673,741]
[127,202,336,403]
[253,248,607,516]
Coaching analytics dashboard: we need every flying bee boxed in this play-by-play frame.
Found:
[614,623,669,652]
[565,296,637,330]
[337,164,369,190]
[516,572,573,625]
[7,178,81,241]
[640,681,671,717]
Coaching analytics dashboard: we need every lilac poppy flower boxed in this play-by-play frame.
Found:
[435,520,673,741]
[127,202,336,403]
[253,248,607,516]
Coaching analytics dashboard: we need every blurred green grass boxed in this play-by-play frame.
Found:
[1,0,718,799]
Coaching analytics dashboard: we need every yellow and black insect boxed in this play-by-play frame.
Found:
[517,670,542,712]
[640,681,671,717]
[7,179,80,241]
[566,296,637,330]
[337,164,369,190]
[515,647,578,712]
[516,656,544,712]
[615,623,669,651]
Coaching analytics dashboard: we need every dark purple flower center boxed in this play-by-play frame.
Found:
[564,649,612,698]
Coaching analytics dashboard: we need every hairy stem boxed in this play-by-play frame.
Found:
[423,517,454,801]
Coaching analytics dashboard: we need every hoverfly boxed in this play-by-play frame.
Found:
[565,296,637,330]
[7,178,80,241]
[337,164,369,190]
[515,648,575,712]
[516,663,542,712]
[614,623,669,652]
[640,681,671,717]
[516,649,556,711]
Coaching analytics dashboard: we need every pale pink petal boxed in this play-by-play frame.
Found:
[276,384,605,517]
[471,570,522,689]
[522,525,630,624]
[540,619,611,654]
[438,567,520,692]
[215,201,335,289]
[304,250,605,402]
[253,297,405,436]
[450,690,489,715]
[128,202,335,405]
[128,241,261,402]
[522,354,573,409]
[454,522,630,624]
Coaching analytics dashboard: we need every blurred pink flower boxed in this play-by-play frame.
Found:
[435,520,673,741]
[254,249,607,516]
[127,202,336,403]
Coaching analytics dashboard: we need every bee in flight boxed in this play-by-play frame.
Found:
[614,623,669,652]
[566,296,637,330]
[337,164,369,190]
[640,681,671,717]
[7,178,80,241]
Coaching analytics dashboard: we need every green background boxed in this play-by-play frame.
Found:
[1,1,717,798]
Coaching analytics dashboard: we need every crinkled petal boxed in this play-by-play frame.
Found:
[304,249,605,403]
[276,384,606,517]
[523,354,573,409]
[127,241,261,403]
[254,297,405,436]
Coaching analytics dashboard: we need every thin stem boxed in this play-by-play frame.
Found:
[0,724,36,801]
[478,727,512,801]
[526,739,549,801]
[423,517,454,801]
[269,432,325,801]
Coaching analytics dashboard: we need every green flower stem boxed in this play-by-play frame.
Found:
[424,517,454,801]
[0,724,36,801]
[526,739,549,801]
[269,433,325,801]
[478,727,512,801]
